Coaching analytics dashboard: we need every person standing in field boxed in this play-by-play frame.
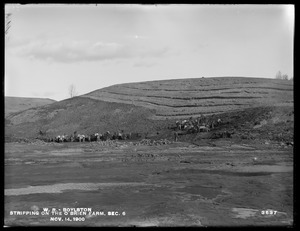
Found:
[174,131,179,142]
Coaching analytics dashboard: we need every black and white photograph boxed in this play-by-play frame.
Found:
[4,4,294,227]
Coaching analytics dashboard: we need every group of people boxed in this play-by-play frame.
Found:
[175,115,222,133]
[41,114,223,143]
[173,115,222,141]
[51,130,131,143]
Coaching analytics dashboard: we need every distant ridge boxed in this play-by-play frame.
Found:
[5,96,56,117]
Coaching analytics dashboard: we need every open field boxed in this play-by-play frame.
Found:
[5,140,293,227]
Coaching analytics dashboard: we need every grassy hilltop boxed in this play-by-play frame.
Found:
[83,77,293,119]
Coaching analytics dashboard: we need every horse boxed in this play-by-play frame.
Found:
[56,134,65,142]
[55,135,61,143]
[77,134,85,142]
[84,135,91,142]
[117,132,123,140]
[61,134,70,142]
[198,125,210,132]
[63,135,71,142]
[90,133,100,142]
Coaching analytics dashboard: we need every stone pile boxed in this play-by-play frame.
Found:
[134,139,172,146]
[30,139,60,146]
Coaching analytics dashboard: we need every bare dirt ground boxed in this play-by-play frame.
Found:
[4,139,293,227]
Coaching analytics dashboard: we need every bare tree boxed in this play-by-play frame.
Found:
[68,84,78,98]
[275,71,289,80]
[282,74,289,80]
[275,71,282,79]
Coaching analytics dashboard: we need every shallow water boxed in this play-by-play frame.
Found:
[231,208,259,219]
[5,182,148,196]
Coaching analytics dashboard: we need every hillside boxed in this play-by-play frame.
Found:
[82,77,293,119]
[5,97,162,139]
[5,96,56,117]
[5,77,293,140]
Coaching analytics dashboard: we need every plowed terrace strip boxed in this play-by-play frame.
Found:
[5,182,148,196]
[102,90,262,100]
[122,86,293,92]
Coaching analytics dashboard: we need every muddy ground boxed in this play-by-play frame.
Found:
[4,139,293,227]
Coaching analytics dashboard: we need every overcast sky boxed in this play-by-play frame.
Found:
[5,4,294,101]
